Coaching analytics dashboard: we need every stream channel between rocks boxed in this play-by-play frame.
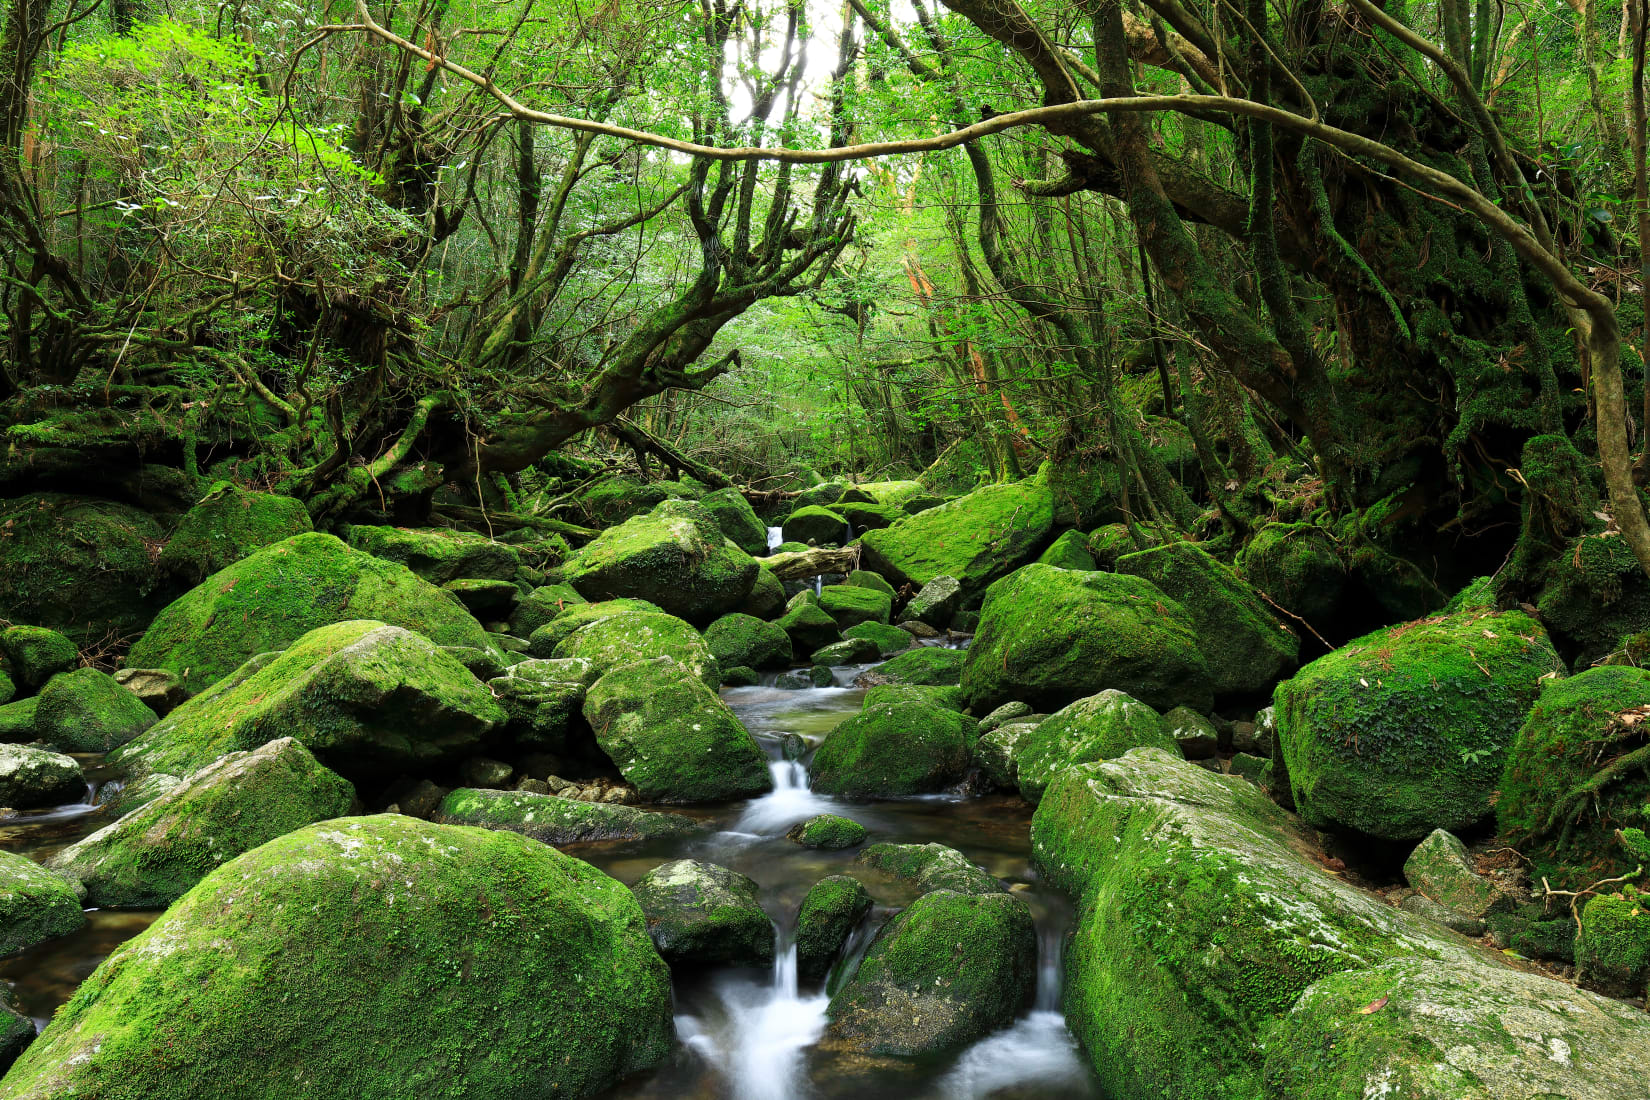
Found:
[0,665,1099,1100]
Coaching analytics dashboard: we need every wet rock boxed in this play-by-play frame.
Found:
[631,859,774,967]
[720,665,760,687]
[113,667,188,716]
[855,842,1002,896]
[808,664,835,687]
[1017,690,1177,803]
[0,849,84,957]
[0,985,31,1074]
[704,612,793,670]
[0,744,83,810]
[776,601,842,656]
[1403,829,1509,918]
[437,788,701,844]
[797,875,873,983]
[786,814,868,850]
[34,667,156,752]
[811,686,974,798]
[562,500,759,626]
[811,637,882,665]
[0,626,77,691]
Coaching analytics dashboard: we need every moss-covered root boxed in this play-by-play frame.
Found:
[0,849,85,957]
[796,875,873,983]
[0,817,674,1100]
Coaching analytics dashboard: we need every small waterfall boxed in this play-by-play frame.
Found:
[766,526,784,553]
[813,575,823,596]
[733,760,843,834]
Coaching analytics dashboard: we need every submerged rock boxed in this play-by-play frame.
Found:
[810,686,974,798]
[1016,689,1178,803]
[0,743,84,810]
[631,859,773,967]
[0,816,674,1100]
[562,500,758,625]
[797,875,872,983]
[0,849,84,957]
[436,787,701,844]
[33,667,156,752]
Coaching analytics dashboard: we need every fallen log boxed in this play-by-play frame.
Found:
[764,545,860,580]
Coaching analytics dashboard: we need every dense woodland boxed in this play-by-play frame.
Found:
[4,0,1650,1096]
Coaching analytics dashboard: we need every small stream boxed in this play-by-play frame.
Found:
[0,673,1096,1100]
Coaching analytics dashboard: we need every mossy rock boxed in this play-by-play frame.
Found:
[1037,529,1097,571]
[509,583,588,638]
[526,598,662,656]
[157,484,313,585]
[0,849,85,958]
[1497,665,1650,882]
[854,842,1002,896]
[811,638,881,665]
[795,481,850,509]
[576,475,684,525]
[1017,690,1177,803]
[49,737,355,909]
[1577,890,1650,998]
[980,701,1032,731]
[861,646,963,686]
[797,875,872,983]
[562,500,758,626]
[0,625,78,689]
[835,501,906,532]
[1401,829,1508,919]
[720,665,760,687]
[34,667,156,752]
[845,570,896,598]
[738,566,786,619]
[583,657,770,802]
[1537,530,1650,666]
[0,816,674,1099]
[0,671,12,708]
[841,621,912,657]
[822,889,1036,1058]
[810,687,974,798]
[863,682,965,712]
[960,564,1213,714]
[630,859,773,967]
[783,505,850,546]
[1274,608,1563,840]
[436,787,701,845]
[1236,522,1345,623]
[1116,541,1299,698]
[0,743,84,810]
[441,578,519,619]
[786,813,867,850]
[486,662,590,754]
[0,494,170,646]
[1159,705,1218,759]
[697,487,768,555]
[704,613,792,670]
[1086,522,1165,568]
[856,480,944,513]
[0,698,39,743]
[552,610,720,689]
[816,584,891,630]
[111,621,504,781]
[899,575,960,628]
[858,475,1054,595]
[775,601,841,656]
[974,720,1037,791]
[126,532,494,694]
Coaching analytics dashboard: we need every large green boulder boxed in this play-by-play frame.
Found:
[858,476,1054,594]
[859,645,963,686]
[0,849,84,957]
[1116,542,1299,697]
[857,480,944,513]
[810,685,974,798]
[526,598,662,656]
[157,484,313,584]
[576,475,683,525]
[855,842,1003,896]
[436,788,701,845]
[509,583,588,638]
[127,533,493,694]
[1017,689,1178,803]
[0,699,38,743]
[739,566,786,619]
[822,890,1036,1058]
[485,660,592,753]
[0,494,169,646]
[1497,665,1650,881]
[1236,522,1345,624]
[34,667,156,752]
[0,816,673,1100]
[561,500,757,625]
[775,600,841,655]
[796,875,872,982]
[583,658,770,802]
[960,564,1213,713]
[50,737,354,909]
[704,613,793,670]
[630,859,773,967]
[815,584,891,629]
[1037,529,1097,571]
[1576,890,1650,998]
[111,621,504,781]
[345,525,520,584]
[0,743,84,809]
[0,626,77,690]
[782,505,849,546]
[899,575,960,627]
[552,610,719,688]
[698,488,768,555]
[835,501,906,532]
[1274,608,1562,840]
[842,621,912,657]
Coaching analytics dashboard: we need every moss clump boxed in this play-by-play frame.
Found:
[344,525,520,585]
[836,501,906,532]
[156,483,313,584]
[526,598,662,656]
[1577,890,1650,997]
[0,494,169,646]
[859,475,1055,594]
[34,667,156,752]
[842,621,912,657]
[862,645,963,686]
[698,488,768,555]
[1086,523,1164,568]
[1537,530,1650,666]
[50,737,355,908]
[0,816,674,1100]
[810,687,974,798]
[961,564,1213,714]
[704,613,793,670]
[583,657,770,802]
[815,584,891,629]
[436,787,701,844]
[1017,690,1177,803]
[127,532,493,694]
[562,500,758,626]
[786,813,868,850]
[811,638,881,665]
[797,875,872,982]
[776,600,841,655]
[823,889,1036,1058]
[1037,529,1097,570]
[112,621,504,781]
[1235,522,1345,623]
[0,625,78,689]
[855,841,1002,896]
[552,610,720,688]
[783,505,850,545]
[630,859,774,967]
[1274,608,1562,840]
[0,848,85,957]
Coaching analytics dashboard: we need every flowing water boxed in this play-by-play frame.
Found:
[0,674,1096,1100]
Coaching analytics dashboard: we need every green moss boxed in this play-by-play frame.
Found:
[855,841,1001,895]
[810,687,974,798]
[0,848,85,957]
[0,625,78,689]
[859,476,1054,594]
[1444,574,1496,613]
[157,483,313,584]
[797,874,872,983]
[552,610,720,688]
[738,566,786,619]
[864,645,963,686]
[845,570,896,598]
[783,505,851,545]
[841,621,912,657]
[704,613,793,670]
[835,501,907,531]
[345,525,520,585]
[1235,522,1346,623]
[786,813,868,850]
[1037,530,1097,571]
[0,670,13,707]
[436,787,701,844]
[526,598,661,656]
[576,476,683,525]
[1577,891,1650,996]
[127,533,493,694]
[562,501,758,626]
[1538,530,1650,666]
[0,816,674,1099]
[1017,690,1177,803]
[698,488,768,555]
[776,601,841,655]
[1086,523,1163,568]
[0,697,40,741]
[1274,608,1562,840]
[34,667,156,752]
[630,858,773,966]
[815,584,891,629]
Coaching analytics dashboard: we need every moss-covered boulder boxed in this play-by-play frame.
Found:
[836,501,906,532]
[34,667,156,752]
[112,668,187,716]
[811,638,881,665]
[845,570,896,598]
[436,787,701,845]
[842,621,911,657]
[1402,829,1508,919]
[1274,608,1562,840]
[1087,522,1166,568]
[157,484,313,584]
[0,849,84,957]
[1115,542,1298,697]
[0,743,83,809]
[855,841,1002,896]
[0,494,169,646]
[127,533,493,694]
[1017,690,1178,803]
[739,566,787,619]
[0,988,31,1074]
[509,583,588,638]
[704,613,793,670]
[860,645,963,686]
[49,738,354,909]
[1159,705,1218,759]
[823,889,1035,1058]
[960,564,1213,713]
[575,475,684,525]
[797,875,872,982]
[1576,889,1650,998]
[0,816,672,1099]
[783,505,849,546]
[776,600,841,655]
[1497,666,1650,881]
[692,487,766,555]
[526,598,662,656]
[810,686,974,798]
[630,859,773,967]
[583,658,770,802]
[111,621,504,781]
[786,813,867,849]
[974,719,1038,791]
[552,610,719,689]
[1236,522,1345,624]
[0,699,38,743]
[900,575,961,628]
[561,501,757,626]
[345,525,521,585]
[1037,530,1097,571]
[0,626,77,690]
[486,661,591,754]
[859,476,1054,594]
[816,584,891,630]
